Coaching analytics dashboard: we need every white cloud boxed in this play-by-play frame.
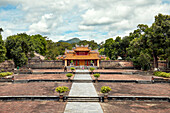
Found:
[0,0,169,43]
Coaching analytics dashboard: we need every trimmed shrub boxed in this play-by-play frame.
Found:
[93,73,100,78]
[100,86,112,93]
[1,69,4,72]
[66,73,73,77]
[90,67,95,72]
[154,71,170,78]
[70,67,75,71]
[0,72,13,77]
[55,86,69,93]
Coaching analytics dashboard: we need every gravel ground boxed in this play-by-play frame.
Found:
[14,74,74,80]
[94,83,170,96]
[91,74,151,80]
[0,82,72,96]
[0,101,66,113]
[100,101,170,113]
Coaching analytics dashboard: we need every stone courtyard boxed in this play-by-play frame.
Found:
[0,69,169,113]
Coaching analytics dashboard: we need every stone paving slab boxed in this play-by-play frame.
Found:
[64,102,103,113]
[94,83,170,96]
[76,70,89,72]
[14,74,72,80]
[0,101,66,113]
[100,101,170,113]
[0,82,72,96]
[69,83,98,97]
[74,74,92,80]
[90,74,151,80]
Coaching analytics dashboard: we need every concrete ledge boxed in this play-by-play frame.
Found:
[108,96,170,102]
[0,96,60,101]
[0,79,169,83]
[13,79,68,83]
[19,71,144,75]
[0,96,169,102]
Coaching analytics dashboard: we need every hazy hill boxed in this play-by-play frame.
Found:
[58,38,81,44]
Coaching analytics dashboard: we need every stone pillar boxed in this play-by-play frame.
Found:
[97,59,99,67]
[65,60,67,66]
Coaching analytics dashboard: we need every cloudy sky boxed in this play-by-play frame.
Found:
[0,0,169,43]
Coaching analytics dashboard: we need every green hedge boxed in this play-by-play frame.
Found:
[154,71,170,78]
[55,86,69,93]
[70,67,75,70]
[100,86,112,93]
[0,72,13,77]
[90,67,95,71]
[66,73,73,77]
[93,73,100,78]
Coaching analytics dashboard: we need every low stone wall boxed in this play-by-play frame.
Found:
[27,60,64,69]
[100,60,134,69]
[158,61,167,69]
[0,60,15,71]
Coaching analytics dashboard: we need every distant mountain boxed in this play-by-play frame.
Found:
[58,38,81,44]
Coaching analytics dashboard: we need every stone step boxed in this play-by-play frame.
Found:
[137,80,152,84]
[73,80,93,83]
[67,97,100,102]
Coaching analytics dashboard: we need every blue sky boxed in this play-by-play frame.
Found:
[0,0,169,43]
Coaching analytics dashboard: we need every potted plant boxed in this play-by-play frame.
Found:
[93,73,100,82]
[70,60,74,66]
[70,67,75,73]
[66,73,73,82]
[55,86,69,102]
[100,86,112,102]
[90,67,95,74]
[91,60,93,66]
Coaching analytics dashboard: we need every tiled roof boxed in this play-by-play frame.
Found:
[64,54,100,60]
[74,47,90,51]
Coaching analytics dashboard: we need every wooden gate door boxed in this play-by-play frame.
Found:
[80,60,85,65]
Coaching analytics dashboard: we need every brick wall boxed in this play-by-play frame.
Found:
[0,60,15,71]
[100,60,134,69]
[27,60,64,69]
[158,61,167,69]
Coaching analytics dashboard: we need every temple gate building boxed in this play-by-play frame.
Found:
[62,45,102,67]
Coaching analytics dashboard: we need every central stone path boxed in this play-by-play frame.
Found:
[64,69,103,113]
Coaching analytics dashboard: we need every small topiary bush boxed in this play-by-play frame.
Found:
[90,67,95,72]
[0,72,13,77]
[93,73,100,78]
[66,73,73,77]
[100,86,112,93]
[55,86,69,93]
[70,67,75,71]
[154,71,170,78]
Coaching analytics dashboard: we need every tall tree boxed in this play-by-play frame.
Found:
[31,34,47,56]
[146,14,170,70]
[5,33,47,67]
[104,38,114,59]
[0,34,6,62]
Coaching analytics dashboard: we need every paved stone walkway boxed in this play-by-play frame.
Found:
[64,69,103,113]
[74,74,92,80]
[64,102,103,113]
[69,83,98,97]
